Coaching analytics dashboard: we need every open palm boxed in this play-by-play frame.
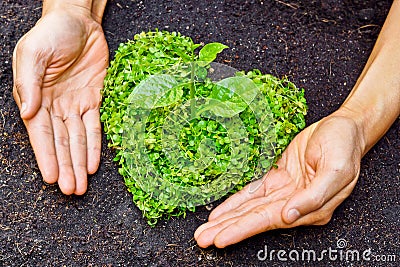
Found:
[13,11,109,195]
[195,115,364,248]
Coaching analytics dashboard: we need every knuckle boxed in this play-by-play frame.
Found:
[87,128,102,138]
[329,161,350,176]
[13,78,24,96]
[70,135,87,146]
[314,213,333,226]
[75,163,88,171]
[30,123,54,137]
[14,42,37,64]
[327,157,359,179]
[16,37,37,56]
[90,126,102,134]
[55,136,70,148]
[87,145,101,155]
[59,162,73,169]
[253,206,272,225]
[310,191,326,209]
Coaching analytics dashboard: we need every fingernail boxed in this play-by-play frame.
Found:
[20,102,27,115]
[287,209,300,224]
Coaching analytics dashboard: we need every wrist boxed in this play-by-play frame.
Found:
[329,107,368,156]
[331,2,400,156]
[332,90,399,156]
[42,0,107,23]
[42,2,91,22]
[43,0,91,14]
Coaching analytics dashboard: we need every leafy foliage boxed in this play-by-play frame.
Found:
[198,43,228,64]
[101,30,307,225]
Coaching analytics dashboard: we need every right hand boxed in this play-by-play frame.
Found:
[195,114,365,248]
[12,7,109,195]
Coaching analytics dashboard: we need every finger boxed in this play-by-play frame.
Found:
[52,116,75,195]
[215,201,287,248]
[208,174,269,221]
[197,185,355,249]
[286,182,356,227]
[208,166,293,221]
[64,116,88,195]
[198,200,287,248]
[196,216,241,248]
[194,196,275,241]
[195,168,295,243]
[12,38,47,119]
[82,109,102,174]
[282,166,357,224]
[24,107,58,184]
[195,166,297,245]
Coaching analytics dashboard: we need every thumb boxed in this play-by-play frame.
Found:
[12,39,47,120]
[281,166,352,225]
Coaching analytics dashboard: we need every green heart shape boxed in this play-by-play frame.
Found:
[101,30,307,226]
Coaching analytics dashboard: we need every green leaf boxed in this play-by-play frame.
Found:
[128,74,181,109]
[198,43,228,63]
[199,76,259,117]
[216,76,259,105]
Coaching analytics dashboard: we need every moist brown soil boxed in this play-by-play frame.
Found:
[0,0,398,266]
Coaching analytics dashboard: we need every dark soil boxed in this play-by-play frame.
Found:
[1,0,398,266]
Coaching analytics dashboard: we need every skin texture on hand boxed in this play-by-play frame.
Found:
[194,115,364,248]
[195,1,400,248]
[12,7,109,195]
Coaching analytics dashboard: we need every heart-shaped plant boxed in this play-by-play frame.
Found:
[101,31,307,225]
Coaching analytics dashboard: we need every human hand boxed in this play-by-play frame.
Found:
[12,6,109,195]
[194,114,366,248]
